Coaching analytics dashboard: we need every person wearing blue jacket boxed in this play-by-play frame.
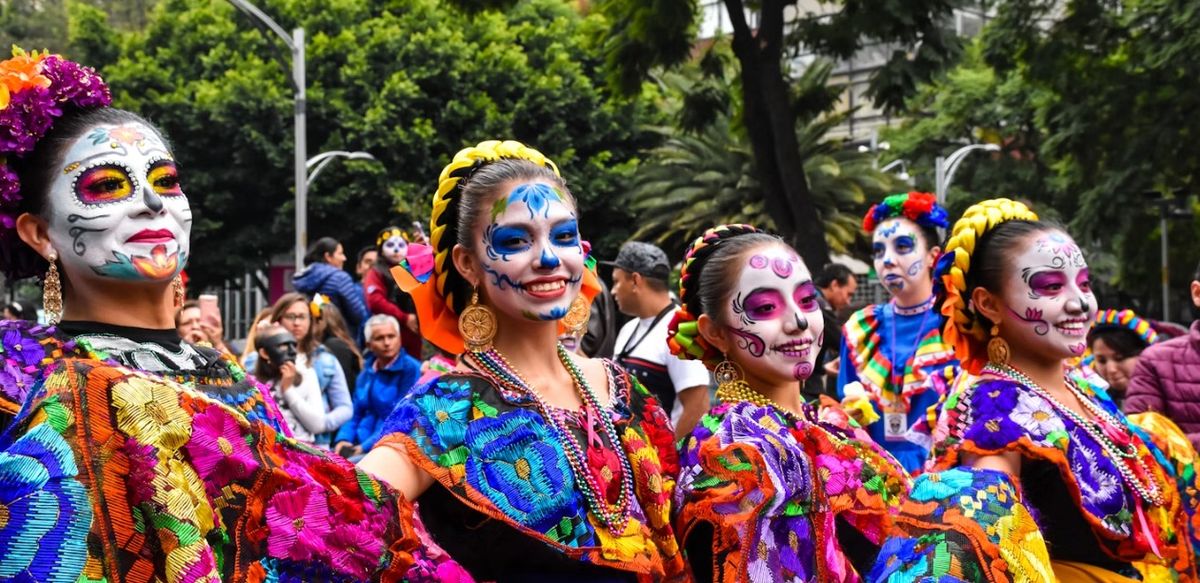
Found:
[293,237,371,333]
[335,314,422,457]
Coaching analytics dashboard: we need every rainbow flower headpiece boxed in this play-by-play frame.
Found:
[0,48,111,230]
[862,191,949,233]
[1093,309,1158,346]
[310,294,331,318]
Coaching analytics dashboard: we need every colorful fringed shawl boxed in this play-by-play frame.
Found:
[374,362,687,581]
[874,376,1200,581]
[0,320,417,582]
[840,303,958,471]
[673,401,909,582]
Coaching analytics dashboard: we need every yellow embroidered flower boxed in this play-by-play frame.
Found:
[112,376,192,455]
[593,518,654,564]
[995,504,1053,582]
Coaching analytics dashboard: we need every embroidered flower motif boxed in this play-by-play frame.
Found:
[303,457,368,522]
[464,409,577,532]
[121,437,158,505]
[994,503,1053,580]
[111,376,192,454]
[0,360,35,404]
[176,545,220,583]
[0,423,91,582]
[910,469,976,502]
[410,385,472,453]
[265,484,332,561]
[2,328,45,367]
[324,522,385,578]
[817,454,864,497]
[1010,392,1065,439]
[184,406,259,495]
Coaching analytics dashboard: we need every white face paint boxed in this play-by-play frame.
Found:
[477,180,585,322]
[998,230,1097,359]
[45,122,190,282]
[872,217,930,300]
[380,234,408,265]
[722,244,825,382]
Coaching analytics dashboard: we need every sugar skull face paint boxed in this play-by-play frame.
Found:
[477,180,584,322]
[380,234,408,265]
[723,245,824,382]
[872,217,930,299]
[45,123,190,282]
[999,230,1096,359]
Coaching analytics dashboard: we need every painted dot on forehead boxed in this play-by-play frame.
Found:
[749,255,768,269]
[771,257,793,279]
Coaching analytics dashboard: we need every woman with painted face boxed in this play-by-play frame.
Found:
[364,225,424,358]
[667,225,909,581]
[358,141,687,581]
[0,51,417,579]
[836,191,958,472]
[871,199,1200,581]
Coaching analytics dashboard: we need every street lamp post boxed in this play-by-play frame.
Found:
[227,0,306,272]
[935,143,1001,206]
[306,151,379,190]
[880,159,911,183]
[1149,192,1194,321]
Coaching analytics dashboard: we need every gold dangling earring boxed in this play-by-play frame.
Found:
[43,251,63,325]
[458,289,497,352]
[713,359,749,402]
[988,324,1011,366]
[561,294,591,336]
[172,275,185,308]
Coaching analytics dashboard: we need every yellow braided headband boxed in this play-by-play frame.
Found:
[938,198,1039,374]
[429,140,560,313]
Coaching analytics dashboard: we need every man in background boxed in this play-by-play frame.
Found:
[606,242,711,439]
[807,263,857,400]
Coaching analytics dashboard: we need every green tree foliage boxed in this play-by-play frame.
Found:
[886,1,1200,316]
[62,0,662,287]
[630,61,903,259]
[595,0,963,270]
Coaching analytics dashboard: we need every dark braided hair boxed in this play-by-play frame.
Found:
[667,224,783,369]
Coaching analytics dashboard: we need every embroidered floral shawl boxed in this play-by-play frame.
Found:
[673,401,909,582]
[0,321,417,582]
[873,376,1200,581]
[374,362,687,581]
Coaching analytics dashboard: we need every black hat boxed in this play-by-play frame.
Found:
[601,241,671,281]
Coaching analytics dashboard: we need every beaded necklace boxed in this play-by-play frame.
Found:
[465,344,635,533]
[984,363,1165,506]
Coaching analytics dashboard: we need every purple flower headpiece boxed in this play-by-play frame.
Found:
[0,48,111,233]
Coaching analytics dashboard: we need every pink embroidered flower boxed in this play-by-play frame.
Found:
[265,484,331,561]
[816,454,864,497]
[327,522,385,578]
[122,437,158,505]
[185,407,259,494]
[176,545,219,582]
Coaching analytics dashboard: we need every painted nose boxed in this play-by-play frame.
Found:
[537,247,561,269]
[142,184,164,213]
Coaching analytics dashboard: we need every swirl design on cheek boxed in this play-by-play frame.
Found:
[1008,306,1050,336]
[726,327,766,357]
[66,213,110,256]
[793,362,813,380]
[906,259,924,277]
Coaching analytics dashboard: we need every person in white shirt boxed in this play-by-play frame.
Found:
[605,241,712,438]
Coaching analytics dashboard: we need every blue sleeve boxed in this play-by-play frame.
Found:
[360,356,422,451]
[319,353,353,433]
[836,338,858,399]
[331,271,370,331]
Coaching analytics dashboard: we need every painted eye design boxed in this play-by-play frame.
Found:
[147,159,183,197]
[76,164,135,204]
[794,283,820,311]
[743,289,785,320]
[871,243,885,259]
[895,236,916,254]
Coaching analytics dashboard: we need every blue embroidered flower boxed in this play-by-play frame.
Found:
[910,469,976,502]
[0,423,92,582]
[2,328,45,367]
[381,378,472,455]
[464,408,582,535]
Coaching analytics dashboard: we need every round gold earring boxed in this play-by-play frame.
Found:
[458,289,497,352]
[987,324,1011,366]
[561,295,591,336]
[714,359,743,388]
